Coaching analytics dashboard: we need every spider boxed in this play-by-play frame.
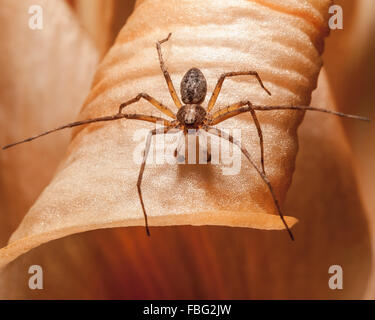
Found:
[2,33,370,241]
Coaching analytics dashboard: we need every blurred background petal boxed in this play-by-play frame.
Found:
[322,0,375,299]
[0,0,98,298]
[67,0,136,57]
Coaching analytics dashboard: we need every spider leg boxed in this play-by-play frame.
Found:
[208,103,371,123]
[156,33,183,109]
[208,101,265,173]
[197,129,212,163]
[2,113,172,150]
[174,130,212,164]
[206,71,271,113]
[203,125,294,241]
[252,105,371,122]
[174,131,186,163]
[137,125,179,235]
[119,92,176,119]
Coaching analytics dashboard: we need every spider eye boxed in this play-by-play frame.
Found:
[180,68,207,104]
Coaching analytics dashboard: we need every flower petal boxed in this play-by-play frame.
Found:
[0,0,97,256]
[0,0,332,268]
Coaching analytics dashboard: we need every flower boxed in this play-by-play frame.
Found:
[0,0,373,299]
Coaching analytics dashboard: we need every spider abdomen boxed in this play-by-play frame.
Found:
[180,68,207,104]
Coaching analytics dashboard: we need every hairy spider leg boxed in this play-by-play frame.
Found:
[174,130,212,164]
[209,101,265,173]
[174,131,187,163]
[197,129,212,163]
[137,126,180,235]
[206,71,272,113]
[119,92,176,119]
[2,113,172,150]
[156,33,183,109]
[209,104,371,123]
[204,125,294,241]
[252,105,371,122]
[209,102,370,172]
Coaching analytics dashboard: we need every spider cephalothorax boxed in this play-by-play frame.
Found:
[176,104,207,128]
[3,33,370,241]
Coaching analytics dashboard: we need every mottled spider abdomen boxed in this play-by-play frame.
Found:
[180,68,207,104]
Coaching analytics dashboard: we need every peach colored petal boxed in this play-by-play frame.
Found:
[0,0,333,268]
[71,0,136,57]
[0,0,97,255]
[323,0,375,298]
